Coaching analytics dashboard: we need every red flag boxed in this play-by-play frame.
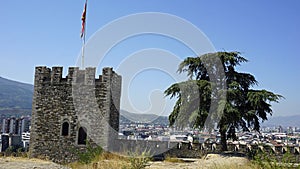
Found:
[81,0,87,38]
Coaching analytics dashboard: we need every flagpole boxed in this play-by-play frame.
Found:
[82,36,85,69]
[82,26,85,69]
[81,0,87,69]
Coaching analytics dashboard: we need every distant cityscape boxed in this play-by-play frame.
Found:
[119,117,300,148]
[1,113,300,153]
[0,115,31,152]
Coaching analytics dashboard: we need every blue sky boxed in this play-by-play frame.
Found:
[0,1,299,117]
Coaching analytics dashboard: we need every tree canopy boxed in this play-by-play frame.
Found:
[164,51,282,150]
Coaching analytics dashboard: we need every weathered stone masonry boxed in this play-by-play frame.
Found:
[29,66,121,163]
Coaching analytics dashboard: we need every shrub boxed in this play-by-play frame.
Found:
[252,148,300,169]
[76,141,103,164]
[127,148,151,169]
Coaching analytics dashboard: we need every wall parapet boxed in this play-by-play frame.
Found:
[34,66,119,85]
[112,139,300,162]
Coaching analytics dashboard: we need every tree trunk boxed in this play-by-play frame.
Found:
[219,125,228,151]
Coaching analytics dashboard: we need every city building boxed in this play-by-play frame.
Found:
[0,116,31,152]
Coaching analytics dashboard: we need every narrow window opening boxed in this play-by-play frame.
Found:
[78,127,87,145]
[62,121,69,136]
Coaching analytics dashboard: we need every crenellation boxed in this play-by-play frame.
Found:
[95,76,102,85]
[102,67,113,80]
[73,69,85,84]
[34,66,51,84]
[84,67,96,85]
[67,67,79,82]
[34,67,102,84]
[35,66,110,85]
[50,67,63,83]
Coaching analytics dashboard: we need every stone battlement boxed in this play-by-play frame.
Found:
[34,66,120,85]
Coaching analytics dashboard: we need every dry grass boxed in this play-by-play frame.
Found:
[68,160,129,169]
[0,153,263,169]
[201,154,251,168]
[68,152,131,169]
[0,156,51,163]
[4,152,298,169]
[67,153,262,169]
[163,156,186,163]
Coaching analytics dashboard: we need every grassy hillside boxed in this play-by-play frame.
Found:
[0,77,33,109]
[0,77,33,117]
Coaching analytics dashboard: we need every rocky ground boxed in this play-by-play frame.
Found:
[0,154,253,169]
[0,157,70,169]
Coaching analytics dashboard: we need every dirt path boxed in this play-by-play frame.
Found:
[146,154,253,169]
[0,157,70,169]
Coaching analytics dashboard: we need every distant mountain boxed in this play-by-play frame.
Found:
[120,109,300,128]
[120,110,169,125]
[0,77,33,116]
[262,115,300,128]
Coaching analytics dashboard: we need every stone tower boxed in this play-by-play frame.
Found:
[29,66,121,163]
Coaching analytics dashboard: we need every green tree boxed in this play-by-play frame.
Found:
[165,51,282,151]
